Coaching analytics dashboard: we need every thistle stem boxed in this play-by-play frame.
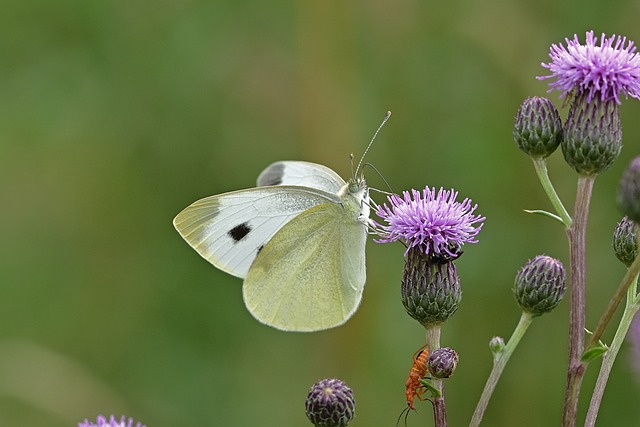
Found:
[469,311,534,427]
[532,157,573,228]
[562,174,595,427]
[585,275,639,427]
[586,241,640,349]
[425,326,446,427]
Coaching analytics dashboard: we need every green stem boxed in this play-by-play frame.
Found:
[532,157,572,228]
[562,174,596,427]
[426,326,446,427]
[584,275,639,427]
[586,243,640,349]
[469,311,534,427]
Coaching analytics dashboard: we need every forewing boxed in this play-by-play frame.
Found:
[173,187,339,279]
[242,202,367,332]
[257,161,346,194]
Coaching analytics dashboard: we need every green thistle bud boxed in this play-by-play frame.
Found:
[513,96,563,158]
[305,378,355,427]
[427,347,459,379]
[612,216,638,267]
[489,336,505,354]
[401,247,462,327]
[513,255,566,316]
[617,156,640,223]
[562,92,622,175]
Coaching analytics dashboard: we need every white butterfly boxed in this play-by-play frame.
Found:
[173,113,389,332]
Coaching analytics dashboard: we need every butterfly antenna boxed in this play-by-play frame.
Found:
[355,111,391,177]
[362,162,394,193]
[350,153,355,180]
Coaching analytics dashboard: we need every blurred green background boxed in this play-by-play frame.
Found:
[2,0,640,425]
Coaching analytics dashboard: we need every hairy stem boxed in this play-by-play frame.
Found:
[426,326,446,427]
[585,275,639,427]
[469,311,534,427]
[562,174,595,427]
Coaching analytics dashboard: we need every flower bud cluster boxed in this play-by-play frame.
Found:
[513,94,622,175]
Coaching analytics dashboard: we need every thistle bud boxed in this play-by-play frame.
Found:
[561,92,622,175]
[427,347,459,379]
[613,216,638,267]
[617,156,640,223]
[513,255,566,316]
[489,336,505,354]
[513,96,563,158]
[401,247,462,327]
[305,379,355,427]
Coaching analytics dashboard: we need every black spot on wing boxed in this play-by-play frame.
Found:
[257,245,264,255]
[228,223,252,242]
[257,163,285,186]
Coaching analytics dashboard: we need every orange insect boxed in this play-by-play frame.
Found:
[405,344,430,410]
[396,345,430,427]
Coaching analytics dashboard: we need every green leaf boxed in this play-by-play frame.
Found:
[523,209,564,224]
[581,344,609,363]
[419,378,442,399]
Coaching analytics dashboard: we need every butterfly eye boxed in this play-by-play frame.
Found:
[349,177,366,194]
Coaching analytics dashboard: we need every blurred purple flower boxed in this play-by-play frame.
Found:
[538,31,640,104]
[374,187,484,258]
[78,415,145,427]
[631,312,640,378]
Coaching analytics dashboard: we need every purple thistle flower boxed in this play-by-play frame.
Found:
[538,30,640,104]
[78,415,146,427]
[374,187,485,258]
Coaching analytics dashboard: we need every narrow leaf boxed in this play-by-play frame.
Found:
[419,378,442,399]
[524,209,564,224]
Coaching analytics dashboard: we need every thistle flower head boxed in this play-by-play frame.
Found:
[78,415,145,427]
[561,92,622,175]
[305,378,356,427]
[400,248,462,327]
[374,187,485,260]
[539,31,640,104]
[427,347,459,379]
[513,255,566,316]
[612,216,638,267]
[513,96,563,158]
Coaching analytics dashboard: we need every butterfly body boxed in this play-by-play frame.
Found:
[174,160,370,332]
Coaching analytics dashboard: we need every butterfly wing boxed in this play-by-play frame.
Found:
[173,187,340,279]
[242,201,367,332]
[257,161,346,194]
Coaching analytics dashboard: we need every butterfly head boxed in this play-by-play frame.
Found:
[341,175,370,225]
[348,175,368,198]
